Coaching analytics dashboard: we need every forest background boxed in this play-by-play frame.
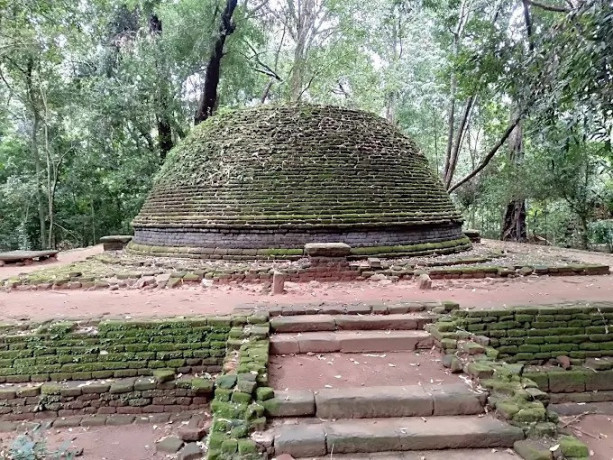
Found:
[0,0,611,251]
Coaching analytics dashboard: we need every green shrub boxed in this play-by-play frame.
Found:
[590,219,613,252]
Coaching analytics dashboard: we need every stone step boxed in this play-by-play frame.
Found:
[273,415,524,457]
[265,384,486,419]
[261,301,458,317]
[297,448,520,459]
[270,313,434,333]
[270,330,434,354]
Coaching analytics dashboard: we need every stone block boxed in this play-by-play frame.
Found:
[179,442,203,460]
[156,436,184,454]
[548,371,586,393]
[81,415,108,427]
[271,315,336,333]
[559,435,589,458]
[316,385,432,419]
[427,384,485,416]
[304,243,351,257]
[264,390,315,417]
[100,235,132,251]
[109,379,135,394]
[274,424,326,458]
[272,271,285,295]
[270,335,300,355]
[513,439,553,460]
[585,369,613,391]
[323,415,523,453]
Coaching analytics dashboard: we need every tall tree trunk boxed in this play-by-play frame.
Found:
[31,114,47,249]
[502,200,527,241]
[290,28,307,101]
[501,0,533,242]
[501,117,527,241]
[43,112,55,249]
[194,0,238,125]
[445,95,476,189]
[25,59,47,249]
[149,13,173,160]
[442,0,468,182]
[442,76,457,181]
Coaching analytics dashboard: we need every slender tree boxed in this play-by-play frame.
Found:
[195,0,238,125]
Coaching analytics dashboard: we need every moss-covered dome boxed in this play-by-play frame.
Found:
[131,104,469,258]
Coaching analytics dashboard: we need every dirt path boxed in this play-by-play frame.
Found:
[483,239,613,266]
[0,245,103,279]
[0,420,201,460]
[270,349,464,391]
[0,273,611,323]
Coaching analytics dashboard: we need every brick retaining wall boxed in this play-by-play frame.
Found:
[133,224,465,251]
[0,375,213,422]
[0,317,246,383]
[432,303,613,363]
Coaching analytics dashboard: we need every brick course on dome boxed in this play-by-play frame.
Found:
[131,104,469,259]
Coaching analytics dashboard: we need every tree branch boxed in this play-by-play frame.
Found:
[448,114,523,193]
[242,41,283,81]
[298,74,315,100]
[445,95,477,189]
[524,0,570,13]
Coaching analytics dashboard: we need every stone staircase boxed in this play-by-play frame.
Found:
[264,302,524,458]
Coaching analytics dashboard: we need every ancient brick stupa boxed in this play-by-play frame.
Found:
[130,104,469,259]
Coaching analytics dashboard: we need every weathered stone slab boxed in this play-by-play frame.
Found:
[315,385,433,419]
[298,332,340,353]
[304,243,351,257]
[513,439,553,460]
[271,315,336,333]
[156,436,184,453]
[585,369,613,391]
[293,449,525,459]
[270,313,433,333]
[424,383,485,416]
[0,250,58,262]
[338,330,432,353]
[272,330,432,355]
[464,229,481,243]
[275,423,327,457]
[265,390,315,417]
[178,442,204,460]
[548,371,586,393]
[323,415,523,453]
[100,235,133,251]
[270,335,301,355]
[334,313,432,331]
[272,271,285,295]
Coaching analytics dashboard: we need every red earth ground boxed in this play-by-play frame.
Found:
[270,349,467,391]
[564,414,613,460]
[0,273,611,323]
[0,423,177,459]
[1,241,612,322]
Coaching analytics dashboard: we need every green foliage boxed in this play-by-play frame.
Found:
[0,0,610,250]
[590,220,613,252]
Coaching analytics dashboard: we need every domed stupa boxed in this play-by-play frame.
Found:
[130,105,469,259]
